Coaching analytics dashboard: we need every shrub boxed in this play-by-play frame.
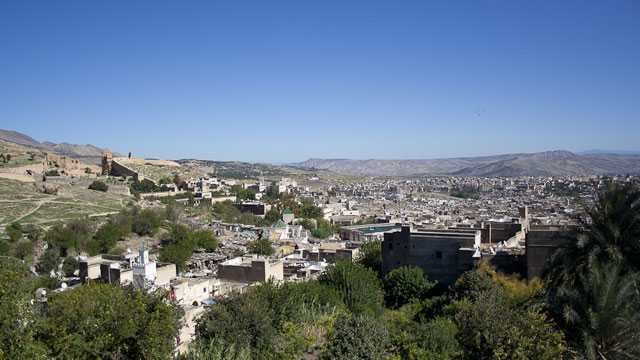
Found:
[88,180,109,192]
[321,314,389,360]
[384,266,436,308]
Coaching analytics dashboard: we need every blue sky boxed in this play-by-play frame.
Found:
[1,1,638,162]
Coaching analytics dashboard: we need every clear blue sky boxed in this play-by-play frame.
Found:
[1,1,638,162]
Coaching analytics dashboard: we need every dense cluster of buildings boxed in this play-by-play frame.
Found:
[60,168,638,353]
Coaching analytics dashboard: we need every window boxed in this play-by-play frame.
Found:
[389,243,393,250]
[435,251,443,259]
[203,287,207,293]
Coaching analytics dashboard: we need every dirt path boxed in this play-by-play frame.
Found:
[12,199,48,223]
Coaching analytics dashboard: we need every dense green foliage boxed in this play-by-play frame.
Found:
[212,200,271,226]
[38,283,180,359]
[248,238,275,256]
[544,183,640,359]
[230,185,256,201]
[88,180,109,192]
[321,314,389,359]
[383,266,435,308]
[0,259,48,359]
[449,185,480,199]
[455,287,565,360]
[159,224,197,272]
[320,261,384,316]
[358,239,383,275]
[195,281,344,359]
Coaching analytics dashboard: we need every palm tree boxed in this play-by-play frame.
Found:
[545,182,640,293]
[544,182,640,359]
[556,262,640,360]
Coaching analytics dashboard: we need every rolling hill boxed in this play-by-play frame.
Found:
[0,129,115,164]
[293,151,640,177]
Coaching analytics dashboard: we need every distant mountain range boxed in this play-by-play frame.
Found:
[0,129,116,164]
[293,151,640,177]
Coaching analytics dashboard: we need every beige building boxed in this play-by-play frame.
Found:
[217,255,284,283]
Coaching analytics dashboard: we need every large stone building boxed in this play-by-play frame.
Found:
[525,225,577,279]
[382,226,481,285]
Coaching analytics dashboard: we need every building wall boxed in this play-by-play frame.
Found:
[382,227,479,285]
[218,258,283,283]
[110,159,139,180]
[156,264,177,286]
[526,227,576,279]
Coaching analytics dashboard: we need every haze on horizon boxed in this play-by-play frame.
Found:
[1,1,638,163]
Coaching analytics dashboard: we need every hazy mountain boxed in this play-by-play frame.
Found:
[0,129,43,148]
[0,129,115,164]
[294,151,640,176]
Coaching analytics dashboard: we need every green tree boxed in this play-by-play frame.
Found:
[180,338,250,360]
[159,224,195,272]
[6,222,23,243]
[13,239,33,261]
[230,185,256,201]
[38,284,180,359]
[44,220,93,257]
[311,218,336,239]
[320,261,384,316]
[0,239,9,256]
[264,208,281,224]
[0,258,48,359]
[248,238,274,256]
[450,267,496,301]
[88,180,108,192]
[297,200,322,219]
[132,208,162,236]
[544,183,640,358]
[192,229,218,252]
[551,261,640,360]
[37,247,60,275]
[62,257,79,277]
[196,281,343,359]
[92,222,124,255]
[384,266,435,308]
[321,314,389,360]
[546,183,640,284]
[455,287,566,360]
[414,317,461,360]
[358,240,383,275]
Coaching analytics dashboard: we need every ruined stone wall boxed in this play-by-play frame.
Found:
[110,159,140,180]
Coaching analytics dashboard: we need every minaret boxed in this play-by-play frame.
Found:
[132,242,156,289]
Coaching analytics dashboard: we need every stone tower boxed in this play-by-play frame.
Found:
[101,150,113,176]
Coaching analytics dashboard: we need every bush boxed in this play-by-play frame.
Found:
[320,261,384,316]
[384,266,435,308]
[358,240,382,275]
[37,247,60,274]
[248,238,274,256]
[131,209,162,236]
[159,224,196,272]
[196,281,344,359]
[44,169,60,176]
[41,284,180,359]
[62,257,78,277]
[5,222,23,243]
[192,230,218,252]
[455,287,566,360]
[88,180,108,192]
[321,314,389,360]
